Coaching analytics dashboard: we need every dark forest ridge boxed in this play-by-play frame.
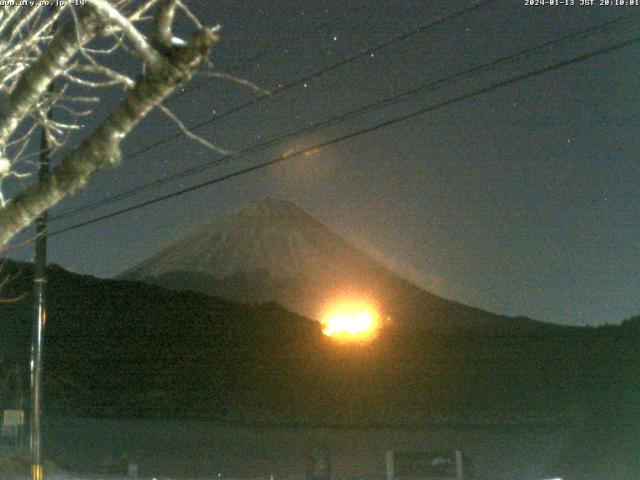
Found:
[0,258,637,425]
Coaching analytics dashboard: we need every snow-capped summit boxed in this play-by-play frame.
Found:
[120,197,363,282]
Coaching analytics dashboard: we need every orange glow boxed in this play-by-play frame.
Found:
[322,301,379,341]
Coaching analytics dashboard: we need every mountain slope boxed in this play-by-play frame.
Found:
[120,198,544,332]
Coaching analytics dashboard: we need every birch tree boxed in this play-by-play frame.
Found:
[0,0,219,247]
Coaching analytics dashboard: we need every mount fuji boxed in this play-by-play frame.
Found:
[120,198,547,332]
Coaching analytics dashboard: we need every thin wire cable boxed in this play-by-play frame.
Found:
[48,35,640,238]
[11,2,369,167]
[77,1,497,167]
[51,11,640,221]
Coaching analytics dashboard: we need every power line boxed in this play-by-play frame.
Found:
[51,11,640,221]
[52,0,497,220]
[68,1,497,171]
[13,2,370,168]
[48,35,640,238]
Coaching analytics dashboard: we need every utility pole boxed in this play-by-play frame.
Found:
[31,83,53,480]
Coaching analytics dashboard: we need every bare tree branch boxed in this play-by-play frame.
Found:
[0,26,219,246]
[158,103,230,154]
[154,0,179,49]
[89,0,163,68]
[199,70,270,95]
[0,8,99,146]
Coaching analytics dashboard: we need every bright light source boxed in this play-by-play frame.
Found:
[324,311,373,336]
[322,301,379,341]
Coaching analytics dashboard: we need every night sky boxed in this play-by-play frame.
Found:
[6,0,640,326]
